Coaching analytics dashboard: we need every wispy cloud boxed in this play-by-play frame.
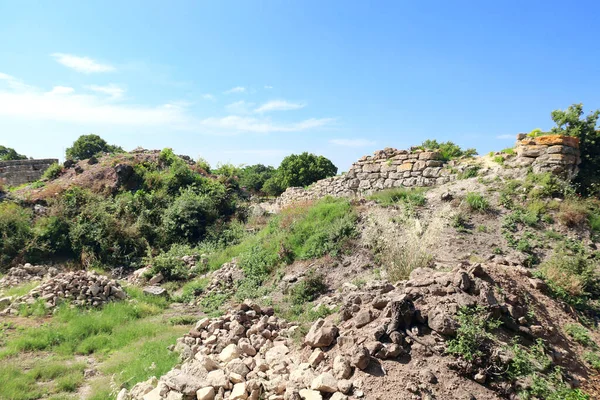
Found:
[496,134,514,140]
[48,86,75,95]
[202,93,215,101]
[224,86,246,94]
[86,84,125,99]
[254,100,305,113]
[51,53,115,73]
[0,72,335,135]
[225,100,254,114]
[330,138,376,147]
[264,85,273,89]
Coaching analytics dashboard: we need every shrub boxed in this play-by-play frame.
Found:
[465,192,490,212]
[261,176,285,196]
[368,188,426,207]
[0,202,32,269]
[238,164,276,194]
[66,134,122,161]
[452,212,470,233]
[419,139,477,161]
[26,216,72,261]
[558,199,590,228]
[290,270,327,305]
[148,244,204,281]
[457,166,480,179]
[584,352,600,370]
[540,251,599,305]
[447,306,502,361]
[161,188,219,244]
[41,163,63,181]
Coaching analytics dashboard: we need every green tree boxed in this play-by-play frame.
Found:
[66,134,123,160]
[549,103,600,195]
[239,164,276,194]
[420,139,477,161]
[0,145,27,161]
[277,152,337,189]
[261,175,285,196]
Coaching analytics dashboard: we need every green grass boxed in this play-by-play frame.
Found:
[368,187,426,207]
[0,357,85,400]
[1,281,40,298]
[465,192,490,212]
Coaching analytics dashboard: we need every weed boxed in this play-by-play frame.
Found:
[447,306,502,361]
[168,315,198,325]
[493,155,504,164]
[199,292,230,317]
[564,323,595,347]
[476,225,487,233]
[558,199,590,228]
[290,270,327,305]
[457,166,480,180]
[452,212,470,233]
[173,277,209,303]
[584,352,600,370]
[465,192,490,212]
[368,188,426,208]
[41,163,64,181]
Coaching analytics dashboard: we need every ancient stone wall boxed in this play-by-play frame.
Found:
[276,134,581,208]
[0,159,58,187]
[509,134,580,179]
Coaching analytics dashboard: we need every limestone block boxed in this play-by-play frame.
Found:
[408,153,419,159]
[358,180,371,189]
[363,163,381,173]
[517,145,547,157]
[418,151,441,160]
[384,179,395,188]
[412,160,427,171]
[426,160,444,167]
[380,163,396,173]
[398,163,413,172]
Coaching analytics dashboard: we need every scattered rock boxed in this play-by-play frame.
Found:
[305,319,339,348]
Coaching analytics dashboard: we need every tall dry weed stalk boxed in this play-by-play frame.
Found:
[362,207,444,281]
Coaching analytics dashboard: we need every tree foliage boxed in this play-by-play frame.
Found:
[0,145,27,161]
[66,134,123,161]
[238,164,276,194]
[420,139,477,161]
[549,103,600,195]
[277,152,337,189]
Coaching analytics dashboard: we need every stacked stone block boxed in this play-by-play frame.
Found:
[511,134,580,179]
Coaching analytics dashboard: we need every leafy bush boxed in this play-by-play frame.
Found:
[238,164,276,194]
[41,163,63,181]
[290,270,327,305]
[447,306,501,361]
[148,244,204,281]
[548,103,600,196]
[261,176,285,196]
[539,251,599,306]
[0,202,32,269]
[368,187,426,207]
[26,216,72,261]
[419,139,477,161]
[161,188,219,244]
[65,134,122,161]
[465,192,490,212]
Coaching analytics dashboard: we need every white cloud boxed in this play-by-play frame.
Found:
[0,73,335,135]
[199,116,334,134]
[330,138,376,147]
[202,93,215,101]
[254,100,305,113]
[86,84,125,99]
[224,86,246,94]
[48,86,75,95]
[51,53,115,73]
[264,85,273,89]
[225,100,254,114]
[496,134,515,140]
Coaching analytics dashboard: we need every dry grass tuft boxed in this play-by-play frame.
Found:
[557,199,589,228]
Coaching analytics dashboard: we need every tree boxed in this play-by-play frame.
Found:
[549,103,600,195]
[277,152,337,188]
[239,164,276,194]
[420,140,477,161]
[0,146,27,161]
[66,134,123,160]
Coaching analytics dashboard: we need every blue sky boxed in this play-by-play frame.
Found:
[1,1,599,171]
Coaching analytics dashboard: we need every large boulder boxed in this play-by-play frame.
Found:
[305,319,339,348]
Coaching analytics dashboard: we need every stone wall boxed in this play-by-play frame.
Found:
[276,134,581,208]
[509,134,580,179]
[0,159,58,187]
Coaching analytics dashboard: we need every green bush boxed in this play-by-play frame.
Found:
[26,216,72,261]
[65,134,122,161]
[238,164,276,194]
[0,202,32,269]
[368,187,426,207]
[148,244,204,281]
[277,152,337,189]
[290,270,327,305]
[465,192,490,212]
[161,188,219,244]
[419,139,477,161]
[41,163,63,181]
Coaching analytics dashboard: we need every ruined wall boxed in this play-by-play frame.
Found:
[0,159,58,186]
[509,134,580,179]
[276,134,581,208]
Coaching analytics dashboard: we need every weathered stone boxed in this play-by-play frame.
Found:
[333,356,352,379]
[305,319,338,348]
[354,309,373,328]
[143,286,167,297]
[197,387,216,400]
[299,389,323,400]
[427,305,458,336]
[350,346,371,370]
[219,344,241,363]
[311,373,338,393]
[230,382,248,399]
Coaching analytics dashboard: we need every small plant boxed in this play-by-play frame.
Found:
[477,225,487,233]
[368,187,426,208]
[493,155,505,164]
[290,270,327,305]
[493,247,503,255]
[465,192,490,212]
[558,199,590,228]
[564,323,595,347]
[447,306,502,361]
[458,166,480,179]
[452,212,470,233]
[41,163,64,181]
[584,352,600,370]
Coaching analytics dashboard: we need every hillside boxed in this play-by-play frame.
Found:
[1,139,600,400]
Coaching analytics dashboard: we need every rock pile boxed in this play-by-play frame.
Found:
[0,263,59,288]
[125,299,303,400]
[1,270,127,314]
